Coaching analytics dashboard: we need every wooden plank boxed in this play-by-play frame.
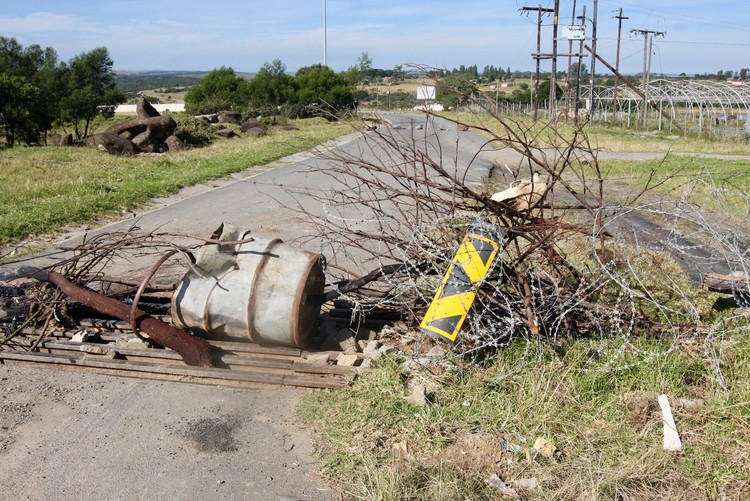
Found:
[0,347,353,389]
[291,361,358,376]
[282,374,352,389]
[0,357,281,390]
[7,337,305,372]
[703,272,750,294]
[0,350,287,386]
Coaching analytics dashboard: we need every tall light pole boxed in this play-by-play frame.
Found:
[323,0,328,66]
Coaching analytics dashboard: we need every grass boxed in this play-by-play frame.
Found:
[0,116,351,249]
[299,331,750,499]
[446,111,750,156]
[599,155,750,222]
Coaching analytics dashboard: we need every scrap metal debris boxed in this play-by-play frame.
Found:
[34,268,213,367]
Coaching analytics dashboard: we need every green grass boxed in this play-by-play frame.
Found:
[299,331,750,499]
[445,111,750,156]
[600,155,750,221]
[0,116,351,249]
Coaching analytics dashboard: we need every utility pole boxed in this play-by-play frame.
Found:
[587,0,598,121]
[575,5,586,124]
[631,28,665,127]
[612,9,628,121]
[549,0,560,120]
[564,0,578,123]
[520,5,554,119]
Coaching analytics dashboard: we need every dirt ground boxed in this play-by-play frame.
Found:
[0,363,335,501]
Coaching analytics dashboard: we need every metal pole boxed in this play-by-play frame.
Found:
[641,31,648,125]
[323,0,328,66]
[549,0,560,121]
[565,0,578,122]
[575,5,586,125]
[534,5,542,119]
[612,9,628,121]
[645,34,654,128]
[588,0,598,122]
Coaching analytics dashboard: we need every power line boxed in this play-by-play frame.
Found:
[596,36,750,48]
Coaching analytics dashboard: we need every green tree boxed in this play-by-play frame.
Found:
[391,64,405,84]
[243,59,296,114]
[0,37,61,147]
[436,73,475,109]
[184,66,246,115]
[356,51,373,84]
[294,64,355,118]
[58,47,124,139]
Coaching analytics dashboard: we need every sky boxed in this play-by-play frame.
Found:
[1,1,749,76]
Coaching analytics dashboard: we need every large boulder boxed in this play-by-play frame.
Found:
[137,97,160,118]
[105,116,176,141]
[146,116,177,141]
[131,130,152,150]
[213,127,237,138]
[84,133,138,156]
[164,135,186,152]
[240,120,268,136]
[217,111,242,125]
[59,133,73,146]
[195,114,219,123]
[105,118,147,137]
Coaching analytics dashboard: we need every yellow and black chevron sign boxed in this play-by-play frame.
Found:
[420,225,504,344]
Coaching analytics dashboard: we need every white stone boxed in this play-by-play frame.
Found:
[306,353,330,365]
[336,354,359,367]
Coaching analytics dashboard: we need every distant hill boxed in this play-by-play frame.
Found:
[115,70,256,92]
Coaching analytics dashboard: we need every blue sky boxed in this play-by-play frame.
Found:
[1,1,748,75]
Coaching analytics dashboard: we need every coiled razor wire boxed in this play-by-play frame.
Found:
[316,192,750,379]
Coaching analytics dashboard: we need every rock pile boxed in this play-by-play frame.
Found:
[84,97,185,155]
[196,112,269,139]
[83,98,271,156]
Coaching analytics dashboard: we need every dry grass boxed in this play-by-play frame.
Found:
[300,331,750,500]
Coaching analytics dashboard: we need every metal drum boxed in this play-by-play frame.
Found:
[171,224,325,348]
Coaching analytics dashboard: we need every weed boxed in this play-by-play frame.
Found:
[300,335,750,499]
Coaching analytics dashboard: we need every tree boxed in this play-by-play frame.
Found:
[437,73,475,109]
[243,59,296,114]
[0,37,62,147]
[391,64,405,84]
[294,64,355,118]
[58,47,124,139]
[356,51,373,84]
[184,66,246,115]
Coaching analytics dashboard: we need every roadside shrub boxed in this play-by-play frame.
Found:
[172,113,214,147]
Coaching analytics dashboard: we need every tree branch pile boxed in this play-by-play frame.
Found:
[297,75,750,367]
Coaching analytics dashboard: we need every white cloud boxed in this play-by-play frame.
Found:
[0,12,97,33]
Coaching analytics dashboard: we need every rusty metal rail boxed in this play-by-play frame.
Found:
[0,328,355,390]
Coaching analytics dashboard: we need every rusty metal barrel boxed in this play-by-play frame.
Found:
[171,224,325,348]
